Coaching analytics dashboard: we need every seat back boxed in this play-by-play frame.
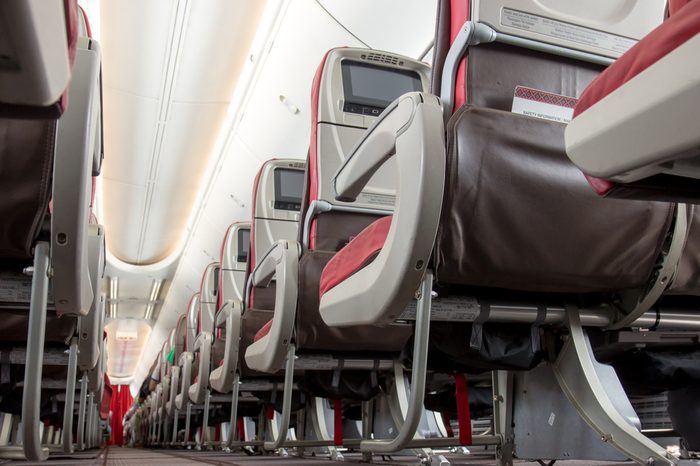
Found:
[172,314,187,363]
[218,222,250,307]
[430,0,675,294]
[198,262,220,335]
[303,48,430,251]
[248,159,305,308]
[184,294,200,352]
[0,0,78,116]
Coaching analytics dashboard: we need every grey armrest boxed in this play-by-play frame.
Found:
[321,92,445,326]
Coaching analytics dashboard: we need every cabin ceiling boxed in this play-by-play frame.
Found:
[87,0,437,389]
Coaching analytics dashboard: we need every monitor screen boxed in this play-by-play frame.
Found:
[237,228,250,263]
[341,60,422,115]
[274,168,304,211]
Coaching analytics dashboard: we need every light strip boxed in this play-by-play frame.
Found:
[144,279,163,320]
[109,277,118,318]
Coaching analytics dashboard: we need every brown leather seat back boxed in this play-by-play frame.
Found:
[431,0,675,293]
[0,119,56,259]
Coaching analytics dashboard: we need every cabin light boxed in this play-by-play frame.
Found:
[115,330,138,342]
[109,277,118,318]
[279,95,300,115]
[144,279,163,320]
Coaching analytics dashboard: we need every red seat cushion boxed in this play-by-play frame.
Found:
[573,0,700,195]
[319,216,392,299]
[254,319,273,342]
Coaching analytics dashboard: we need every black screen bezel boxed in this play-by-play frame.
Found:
[273,168,304,211]
[237,228,250,263]
[341,59,422,110]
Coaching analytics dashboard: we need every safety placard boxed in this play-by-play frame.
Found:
[0,272,32,303]
[398,297,480,322]
[501,8,637,55]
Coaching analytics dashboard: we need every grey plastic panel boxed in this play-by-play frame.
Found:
[315,48,431,212]
[78,224,105,371]
[185,294,200,351]
[52,42,102,316]
[220,222,250,304]
[0,0,71,107]
[198,263,220,335]
[253,160,305,268]
[472,0,665,59]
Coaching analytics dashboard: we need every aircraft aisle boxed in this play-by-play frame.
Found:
[1,446,640,466]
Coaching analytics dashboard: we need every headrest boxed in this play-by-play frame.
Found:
[0,0,79,118]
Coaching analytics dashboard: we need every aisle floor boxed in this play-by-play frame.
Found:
[0,446,638,466]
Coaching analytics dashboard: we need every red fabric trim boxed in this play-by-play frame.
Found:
[78,5,92,37]
[100,376,113,420]
[319,216,392,298]
[669,0,693,16]
[237,417,245,441]
[575,1,700,118]
[454,373,472,445]
[450,0,470,111]
[254,319,273,342]
[442,411,454,437]
[333,399,343,446]
[109,384,133,446]
[266,405,275,420]
[308,50,333,250]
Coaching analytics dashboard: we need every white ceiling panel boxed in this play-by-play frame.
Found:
[317,0,438,58]
[173,0,267,103]
[236,1,363,160]
[101,88,158,187]
[102,182,147,261]
[154,102,228,189]
[203,135,266,232]
[100,0,176,97]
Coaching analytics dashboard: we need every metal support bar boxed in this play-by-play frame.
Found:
[21,242,50,461]
[263,344,296,450]
[302,200,388,250]
[492,371,514,466]
[553,305,677,466]
[61,339,78,453]
[171,408,179,445]
[76,373,87,450]
[183,402,191,447]
[225,373,240,449]
[201,389,211,448]
[360,271,432,453]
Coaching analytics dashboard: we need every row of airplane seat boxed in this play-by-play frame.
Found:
[127,0,700,464]
[0,0,112,461]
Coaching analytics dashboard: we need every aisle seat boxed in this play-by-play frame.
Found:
[565,0,700,202]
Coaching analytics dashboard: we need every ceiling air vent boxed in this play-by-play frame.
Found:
[363,52,400,65]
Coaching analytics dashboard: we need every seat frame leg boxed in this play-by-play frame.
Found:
[552,305,676,466]
[61,338,78,453]
[171,408,179,446]
[225,372,240,450]
[492,370,514,466]
[201,388,211,449]
[76,373,87,450]
[21,242,51,461]
[359,271,433,454]
[263,343,296,451]
[183,402,192,448]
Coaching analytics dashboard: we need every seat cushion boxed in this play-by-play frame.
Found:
[319,216,392,299]
[254,319,272,342]
[573,0,700,194]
